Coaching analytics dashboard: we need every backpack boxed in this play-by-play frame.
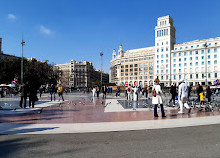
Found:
[152,87,157,97]
[127,87,130,92]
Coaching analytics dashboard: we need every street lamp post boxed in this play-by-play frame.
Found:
[100,52,104,86]
[21,40,25,85]
[203,42,208,86]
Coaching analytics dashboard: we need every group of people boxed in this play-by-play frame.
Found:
[19,82,38,108]
[92,85,111,99]
[49,84,65,102]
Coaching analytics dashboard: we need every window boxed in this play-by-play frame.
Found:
[179,75,181,79]
[166,70,168,73]
[186,46,188,49]
[180,47,182,50]
[215,42,218,45]
[157,49,159,52]
[174,59,176,62]
[174,64,176,67]
[184,58,187,61]
[130,69,133,72]
[196,57,198,60]
[135,64,138,67]
[161,60,164,63]
[190,74,192,79]
[214,48,217,52]
[166,64,168,68]
[208,73,211,78]
[179,69,181,72]
[166,48,168,51]
[157,55,159,58]
[202,61,204,65]
[166,54,168,57]
[179,58,181,62]
[184,52,187,56]
[208,49,210,53]
[215,73,217,78]
[196,74,198,79]
[144,63,148,66]
[157,43,159,46]
[208,55,210,59]
[139,63,143,67]
[161,70,163,73]
[162,42,163,45]
[157,70,159,74]
[196,62,198,66]
[161,48,164,52]
[125,65,128,68]
[144,67,148,70]
[174,75,176,79]
[161,55,164,58]
[202,74,204,78]
[121,65,124,68]
[184,63,187,66]
[208,61,211,65]
[202,50,204,54]
[134,68,138,71]
[190,57,192,61]
[175,48,177,50]
[179,53,181,56]
[130,64,133,67]
[174,69,176,72]
[202,56,204,59]
[179,64,181,67]
[196,51,198,54]
[174,53,176,57]
[190,62,192,66]
[214,60,217,64]
[214,54,217,58]
[191,46,193,48]
[190,51,193,55]
[166,41,168,45]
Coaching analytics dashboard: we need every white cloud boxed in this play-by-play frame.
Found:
[40,25,52,35]
[8,14,16,20]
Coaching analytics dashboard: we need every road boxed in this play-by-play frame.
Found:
[1,124,220,158]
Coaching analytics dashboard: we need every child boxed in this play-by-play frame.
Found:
[199,91,205,106]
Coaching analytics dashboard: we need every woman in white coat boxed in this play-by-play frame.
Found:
[92,87,96,97]
[152,78,166,118]
[132,86,139,101]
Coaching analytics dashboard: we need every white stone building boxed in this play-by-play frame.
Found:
[110,15,220,87]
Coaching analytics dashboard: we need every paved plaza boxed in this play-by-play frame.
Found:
[1,92,220,157]
[0,92,220,135]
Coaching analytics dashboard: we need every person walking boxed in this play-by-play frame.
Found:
[116,86,120,97]
[96,86,100,98]
[19,82,28,108]
[49,84,56,101]
[57,84,64,102]
[132,86,139,101]
[127,85,132,101]
[152,78,166,118]
[169,83,177,106]
[206,86,212,103]
[178,79,191,114]
[92,87,96,97]
[29,83,38,108]
[188,85,192,100]
[39,85,43,98]
[102,85,107,99]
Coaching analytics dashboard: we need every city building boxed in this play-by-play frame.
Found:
[110,45,155,87]
[110,15,220,87]
[54,60,109,89]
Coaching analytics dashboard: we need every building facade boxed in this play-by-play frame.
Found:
[110,15,220,87]
[54,60,109,89]
[110,45,155,87]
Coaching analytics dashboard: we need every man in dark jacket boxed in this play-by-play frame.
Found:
[19,82,28,108]
[169,83,177,106]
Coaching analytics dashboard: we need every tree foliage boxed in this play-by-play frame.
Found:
[0,58,59,88]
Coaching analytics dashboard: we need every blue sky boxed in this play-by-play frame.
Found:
[0,0,220,72]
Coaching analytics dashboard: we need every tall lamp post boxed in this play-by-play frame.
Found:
[100,52,104,86]
[203,42,208,86]
[21,40,25,85]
